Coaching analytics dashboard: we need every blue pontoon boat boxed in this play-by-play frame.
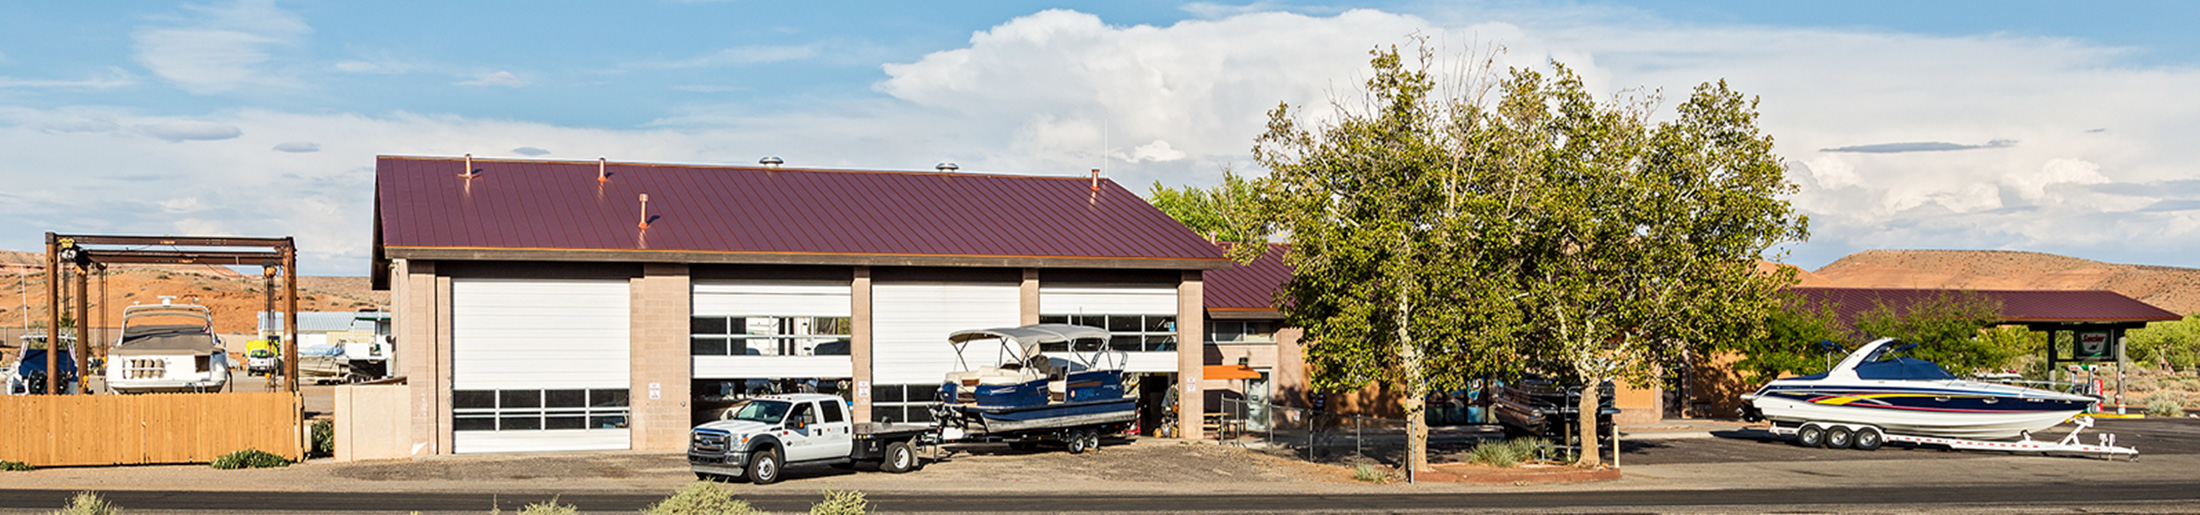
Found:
[935,324,1137,437]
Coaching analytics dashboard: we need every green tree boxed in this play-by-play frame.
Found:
[1145,172,1271,245]
[1852,292,2015,374]
[1245,42,1804,469]
[1727,300,1848,384]
[2126,314,2200,371]
[1245,45,1532,473]
[1489,67,1807,467]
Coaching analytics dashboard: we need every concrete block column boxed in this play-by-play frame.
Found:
[394,259,446,456]
[630,263,692,451]
[1019,268,1040,325]
[1176,270,1204,440]
[851,266,874,422]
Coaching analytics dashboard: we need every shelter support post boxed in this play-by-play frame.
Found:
[283,241,299,394]
[43,233,58,396]
[73,264,88,394]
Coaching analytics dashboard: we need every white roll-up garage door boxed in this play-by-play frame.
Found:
[451,278,631,453]
[1039,285,1179,373]
[871,282,1020,384]
[692,280,853,379]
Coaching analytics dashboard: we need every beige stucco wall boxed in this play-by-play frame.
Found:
[629,264,690,451]
[335,383,413,461]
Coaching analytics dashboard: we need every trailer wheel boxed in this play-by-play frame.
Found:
[1853,427,1884,451]
[746,448,784,485]
[1083,431,1103,452]
[1795,424,1827,448]
[1067,430,1092,454]
[881,441,918,473]
[1826,426,1855,449]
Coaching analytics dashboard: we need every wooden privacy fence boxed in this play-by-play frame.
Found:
[0,392,301,467]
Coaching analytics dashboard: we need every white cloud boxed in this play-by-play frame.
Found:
[135,120,243,141]
[0,67,138,89]
[10,7,2200,272]
[132,0,310,94]
[631,44,821,69]
[272,141,319,153]
[456,71,527,87]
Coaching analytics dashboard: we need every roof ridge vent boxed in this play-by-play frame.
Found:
[760,156,784,168]
[936,162,959,173]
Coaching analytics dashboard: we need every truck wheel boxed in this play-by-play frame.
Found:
[881,441,917,473]
[747,448,784,485]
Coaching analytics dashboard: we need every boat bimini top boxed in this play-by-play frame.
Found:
[947,323,1120,372]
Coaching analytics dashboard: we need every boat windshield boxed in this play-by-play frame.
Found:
[1855,341,1957,380]
[729,400,793,423]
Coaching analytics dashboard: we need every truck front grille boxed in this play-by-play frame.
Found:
[689,429,732,456]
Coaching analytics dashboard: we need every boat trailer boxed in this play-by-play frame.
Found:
[1768,415,2138,460]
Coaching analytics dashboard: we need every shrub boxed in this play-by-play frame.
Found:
[1350,463,1389,484]
[1505,437,1549,462]
[644,482,759,515]
[809,489,872,515]
[209,449,289,469]
[514,499,577,515]
[1,460,32,471]
[51,491,120,515]
[2148,394,2186,417]
[310,419,335,458]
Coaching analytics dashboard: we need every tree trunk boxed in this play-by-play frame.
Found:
[1400,320,1427,473]
[1577,381,1602,467]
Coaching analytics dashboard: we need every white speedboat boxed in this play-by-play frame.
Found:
[1743,338,2095,440]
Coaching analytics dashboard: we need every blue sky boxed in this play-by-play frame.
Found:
[3,1,2198,274]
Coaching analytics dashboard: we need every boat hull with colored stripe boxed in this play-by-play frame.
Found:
[1749,381,2090,440]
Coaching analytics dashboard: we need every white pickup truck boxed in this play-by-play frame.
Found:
[687,393,935,484]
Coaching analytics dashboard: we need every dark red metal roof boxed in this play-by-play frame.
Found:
[1204,243,1290,314]
[1787,287,2181,326]
[374,156,1226,266]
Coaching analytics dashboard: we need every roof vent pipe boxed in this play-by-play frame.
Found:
[1090,169,1100,192]
[760,156,784,168]
[936,162,959,173]
[460,153,478,179]
[637,193,651,229]
[598,157,609,182]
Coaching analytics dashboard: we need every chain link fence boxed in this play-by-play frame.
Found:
[1209,398,1504,468]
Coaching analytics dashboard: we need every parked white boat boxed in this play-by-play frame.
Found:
[1743,337,2095,440]
[106,303,230,394]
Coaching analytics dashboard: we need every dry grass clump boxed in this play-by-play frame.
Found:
[644,482,759,515]
[50,492,120,515]
[808,489,873,515]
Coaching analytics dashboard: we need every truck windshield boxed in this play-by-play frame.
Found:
[730,400,793,423]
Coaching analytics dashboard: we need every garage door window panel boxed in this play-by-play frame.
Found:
[454,388,631,432]
[690,316,852,357]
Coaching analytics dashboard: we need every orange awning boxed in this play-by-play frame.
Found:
[1203,365,1262,380]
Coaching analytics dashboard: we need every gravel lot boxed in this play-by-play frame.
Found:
[4,418,2193,500]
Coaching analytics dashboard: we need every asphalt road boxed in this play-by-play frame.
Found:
[1621,417,2200,465]
[2,481,2196,513]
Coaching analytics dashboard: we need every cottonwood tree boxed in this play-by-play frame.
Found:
[1492,67,1808,467]
[1147,173,1270,246]
[1243,45,1531,473]
[1245,43,1808,469]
